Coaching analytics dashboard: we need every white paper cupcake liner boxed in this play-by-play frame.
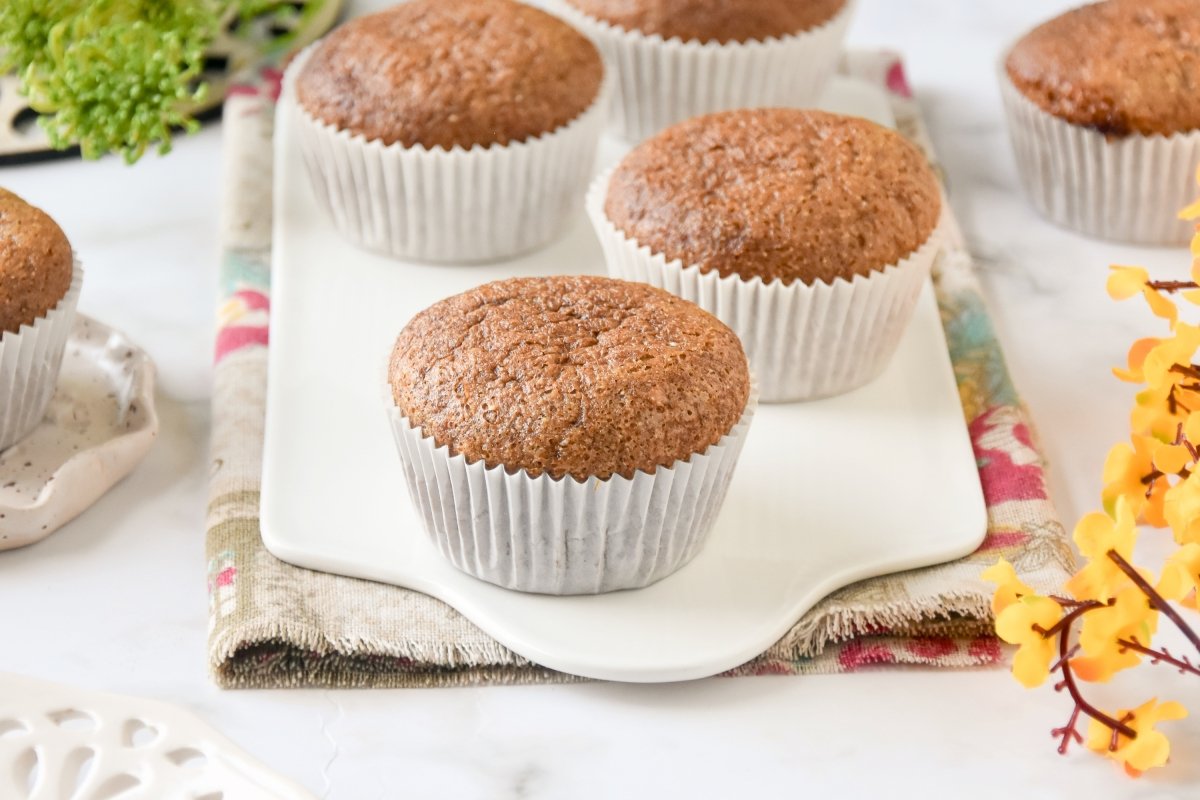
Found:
[587,171,944,402]
[551,0,854,142]
[386,384,757,595]
[998,62,1200,245]
[0,262,82,451]
[285,47,611,263]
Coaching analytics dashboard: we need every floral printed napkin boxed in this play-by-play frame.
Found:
[206,52,1073,688]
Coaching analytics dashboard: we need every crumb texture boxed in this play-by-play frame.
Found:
[0,188,73,335]
[565,0,846,44]
[297,0,603,149]
[1006,0,1200,137]
[390,275,750,480]
[605,108,941,285]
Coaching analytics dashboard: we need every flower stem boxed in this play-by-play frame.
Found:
[1051,705,1084,755]
[1048,604,1138,740]
[1117,638,1200,677]
[1147,280,1200,293]
[1170,363,1200,381]
[1107,550,1200,654]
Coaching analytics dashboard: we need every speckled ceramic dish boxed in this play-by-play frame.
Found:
[0,315,157,550]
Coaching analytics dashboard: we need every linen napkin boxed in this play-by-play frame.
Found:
[206,52,1074,688]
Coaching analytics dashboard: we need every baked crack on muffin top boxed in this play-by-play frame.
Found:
[389,275,750,481]
[604,108,941,285]
[296,0,604,149]
[0,188,73,335]
[1005,0,1200,137]
[565,0,847,44]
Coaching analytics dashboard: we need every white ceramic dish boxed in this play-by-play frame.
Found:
[0,672,313,799]
[261,77,987,683]
[0,315,157,550]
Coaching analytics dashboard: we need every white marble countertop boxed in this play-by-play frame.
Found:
[2,1,1198,797]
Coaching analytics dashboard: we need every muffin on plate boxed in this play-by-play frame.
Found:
[589,108,944,402]
[386,275,756,595]
[1000,0,1200,244]
[0,188,82,451]
[290,0,608,262]
[552,0,854,141]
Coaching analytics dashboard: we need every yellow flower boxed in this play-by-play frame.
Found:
[1071,587,1159,683]
[1185,411,1200,444]
[981,558,1035,615]
[1157,543,1200,602]
[1102,438,1168,527]
[1130,385,1189,443]
[1141,324,1200,387]
[1067,499,1138,601]
[1112,337,1160,383]
[1108,266,1150,300]
[994,594,1063,688]
[1180,194,1200,222]
[1107,267,1179,325]
[1164,473,1200,546]
[1087,699,1188,776]
[1153,442,1193,475]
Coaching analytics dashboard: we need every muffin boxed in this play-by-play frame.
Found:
[1000,0,1200,244]
[290,0,608,262]
[553,0,854,141]
[386,275,757,594]
[589,108,944,402]
[0,189,82,451]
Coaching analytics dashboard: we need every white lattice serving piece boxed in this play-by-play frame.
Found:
[0,672,314,800]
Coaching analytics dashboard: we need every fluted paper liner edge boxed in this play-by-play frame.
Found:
[586,170,944,402]
[0,262,83,451]
[998,60,1200,245]
[551,0,854,142]
[284,46,611,262]
[385,383,758,596]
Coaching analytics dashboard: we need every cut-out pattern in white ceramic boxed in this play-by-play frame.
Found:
[0,672,315,799]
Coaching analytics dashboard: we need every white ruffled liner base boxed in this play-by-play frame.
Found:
[551,0,854,142]
[386,386,757,596]
[587,170,945,402]
[285,47,610,263]
[0,262,82,451]
[998,63,1200,245]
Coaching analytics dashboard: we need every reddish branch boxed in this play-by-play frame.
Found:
[1040,601,1137,748]
[1147,280,1200,293]
[1052,706,1084,755]
[1108,550,1200,654]
[1175,422,1200,461]
[1021,543,1200,755]
[1111,713,1135,752]
[1117,638,1200,677]
[1170,363,1200,381]
[1167,385,1192,415]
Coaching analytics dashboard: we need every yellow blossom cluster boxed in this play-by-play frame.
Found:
[984,172,1200,776]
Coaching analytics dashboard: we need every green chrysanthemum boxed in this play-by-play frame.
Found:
[0,0,315,163]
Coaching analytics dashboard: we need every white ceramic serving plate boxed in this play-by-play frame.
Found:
[262,77,987,683]
[0,316,157,550]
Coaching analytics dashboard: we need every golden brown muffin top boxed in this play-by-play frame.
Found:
[0,189,73,335]
[296,0,604,149]
[604,108,942,286]
[1005,0,1200,137]
[389,275,750,481]
[565,0,847,44]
